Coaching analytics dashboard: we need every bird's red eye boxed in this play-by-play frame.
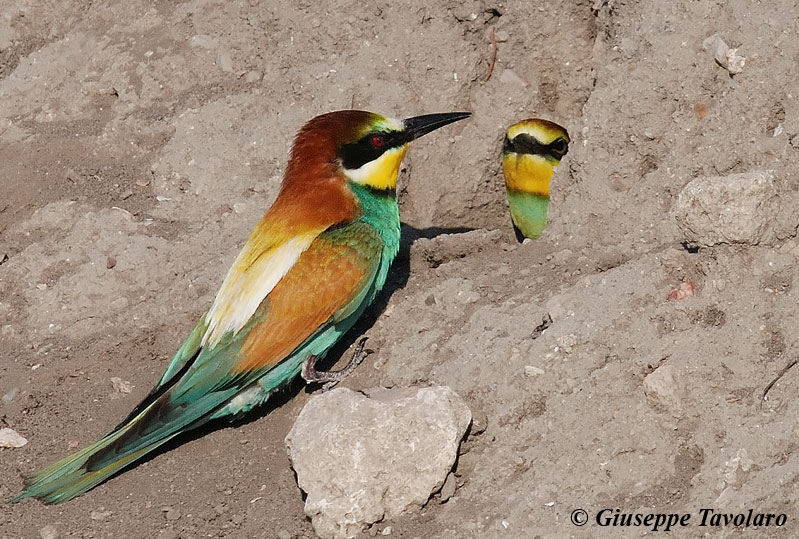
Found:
[371,135,385,147]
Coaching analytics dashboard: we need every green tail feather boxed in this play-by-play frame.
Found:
[9,387,237,504]
[9,428,181,504]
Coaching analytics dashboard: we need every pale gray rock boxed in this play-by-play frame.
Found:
[286,386,471,539]
[0,427,28,448]
[702,33,745,74]
[244,70,262,83]
[217,50,233,72]
[89,509,113,521]
[673,170,779,247]
[438,473,457,503]
[2,387,19,403]
[643,364,683,412]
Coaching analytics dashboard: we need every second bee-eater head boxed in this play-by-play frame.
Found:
[502,118,570,197]
[285,110,470,193]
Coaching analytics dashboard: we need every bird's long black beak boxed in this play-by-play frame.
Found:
[403,112,471,141]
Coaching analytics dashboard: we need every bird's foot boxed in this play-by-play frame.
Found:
[301,337,372,391]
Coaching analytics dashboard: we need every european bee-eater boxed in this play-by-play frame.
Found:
[11,109,470,504]
[501,119,570,241]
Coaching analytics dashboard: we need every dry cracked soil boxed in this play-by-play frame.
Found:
[1,1,798,538]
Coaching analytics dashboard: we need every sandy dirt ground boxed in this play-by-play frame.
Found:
[2,0,798,538]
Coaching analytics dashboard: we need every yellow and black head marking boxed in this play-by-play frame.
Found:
[334,112,471,194]
[502,118,570,241]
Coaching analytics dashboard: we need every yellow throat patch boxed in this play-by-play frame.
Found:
[502,153,557,196]
[343,145,409,190]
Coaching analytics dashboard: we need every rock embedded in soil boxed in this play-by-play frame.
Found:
[2,387,19,403]
[673,170,779,247]
[285,386,471,539]
[162,506,181,521]
[0,427,28,448]
[110,376,133,394]
[89,509,113,521]
[643,364,683,412]
[702,33,745,74]
[438,472,458,503]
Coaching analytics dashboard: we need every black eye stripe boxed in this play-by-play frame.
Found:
[340,131,410,170]
[505,134,569,160]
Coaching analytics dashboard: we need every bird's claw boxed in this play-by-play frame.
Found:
[321,380,339,392]
[301,337,372,391]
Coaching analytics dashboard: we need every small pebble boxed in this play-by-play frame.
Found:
[702,33,745,74]
[381,526,393,535]
[2,387,19,403]
[90,509,113,521]
[110,377,132,394]
[667,281,694,301]
[439,473,457,503]
[470,412,488,436]
[276,530,293,539]
[494,29,509,42]
[245,71,262,83]
[162,506,181,521]
[218,50,233,72]
[524,366,545,377]
[106,257,117,269]
[0,427,28,448]
[643,364,682,410]
[120,189,134,200]
[40,525,57,539]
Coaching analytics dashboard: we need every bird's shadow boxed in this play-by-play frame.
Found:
[309,223,476,382]
[130,223,474,470]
